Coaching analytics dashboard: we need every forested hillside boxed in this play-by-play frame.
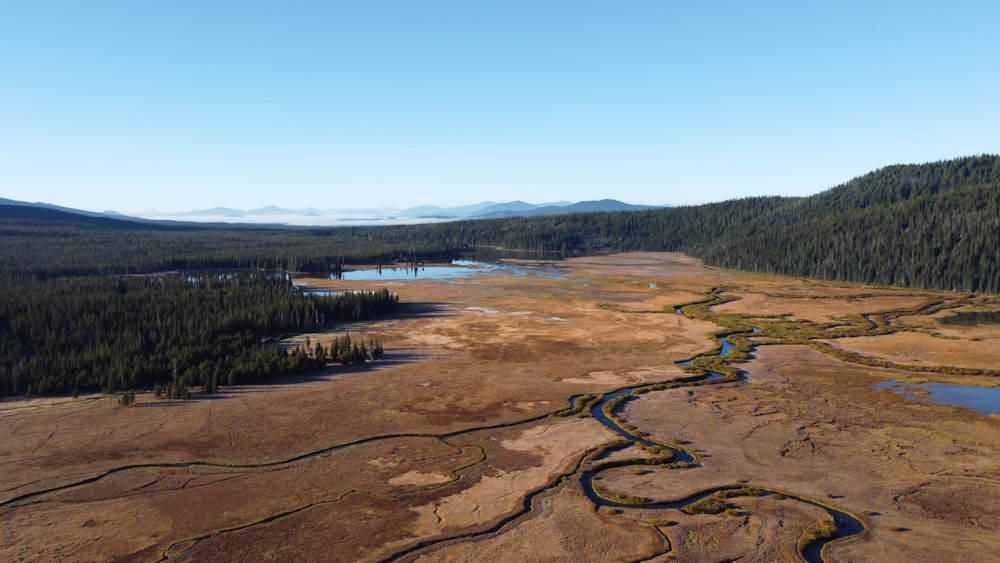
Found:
[326,155,1000,294]
[699,155,1000,291]
[2,155,997,397]
[4,155,996,293]
[407,154,1000,292]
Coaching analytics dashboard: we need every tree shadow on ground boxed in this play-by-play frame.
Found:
[396,301,456,319]
[133,348,438,406]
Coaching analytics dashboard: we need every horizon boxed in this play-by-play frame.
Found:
[3,153,993,227]
[3,194,655,213]
[1,195,668,227]
[2,2,998,214]
[2,153,993,223]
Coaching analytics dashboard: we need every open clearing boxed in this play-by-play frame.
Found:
[3,252,999,562]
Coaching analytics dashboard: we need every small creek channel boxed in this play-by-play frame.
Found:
[1,291,863,561]
[581,329,863,562]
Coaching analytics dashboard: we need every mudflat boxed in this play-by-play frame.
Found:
[3,252,999,562]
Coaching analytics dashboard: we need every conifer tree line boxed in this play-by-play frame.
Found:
[422,154,1000,293]
[0,273,395,397]
[4,154,997,293]
[306,333,385,367]
[1,154,997,397]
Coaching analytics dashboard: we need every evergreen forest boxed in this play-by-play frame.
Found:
[2,154,998,397]
[0,273,395,398]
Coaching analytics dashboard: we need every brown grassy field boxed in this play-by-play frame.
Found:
[2,252,999,562]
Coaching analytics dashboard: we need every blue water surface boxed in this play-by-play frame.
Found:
[327,260,568,281]
[874,379,1000,416]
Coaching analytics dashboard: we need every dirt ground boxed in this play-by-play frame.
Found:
[2,252,999,562]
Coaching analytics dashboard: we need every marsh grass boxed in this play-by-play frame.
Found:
[797,519,838,553]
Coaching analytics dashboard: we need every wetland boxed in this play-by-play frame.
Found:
[3,252,1000,562]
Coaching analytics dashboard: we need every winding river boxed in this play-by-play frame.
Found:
[1,303,865,562]
[580,330,864,562]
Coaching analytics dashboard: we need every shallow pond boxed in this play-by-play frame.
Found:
[329,265,472,280]
[327,260,569,281]
[296,288,346,297]
[939,310,1000,326]
[874,379,1000,416]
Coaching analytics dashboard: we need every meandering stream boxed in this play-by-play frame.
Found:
[580,330,864,562]
[1,300,865,562]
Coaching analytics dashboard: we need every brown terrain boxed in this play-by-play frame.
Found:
[2,252,999,562]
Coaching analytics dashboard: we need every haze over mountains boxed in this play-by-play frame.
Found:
[0,198,662,227]
[3,155,1000,293]
[157,198,661,224]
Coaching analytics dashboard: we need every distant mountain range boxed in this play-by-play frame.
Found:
[0,197,127,219]
[0,198,177,230]
[168,199,660,220]
[0,198,663,226]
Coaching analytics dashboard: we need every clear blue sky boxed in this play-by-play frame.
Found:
[1,1,997,214]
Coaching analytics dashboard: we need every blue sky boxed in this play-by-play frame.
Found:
[1,1,997,214]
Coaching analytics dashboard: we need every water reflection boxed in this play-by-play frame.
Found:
[940,311,1000,326]
[329,265,472,280]
[296,288,346,297]
[325,260,569,281]
[874,379,1000,415]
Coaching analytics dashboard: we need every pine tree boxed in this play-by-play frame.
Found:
[314,341,326,364]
